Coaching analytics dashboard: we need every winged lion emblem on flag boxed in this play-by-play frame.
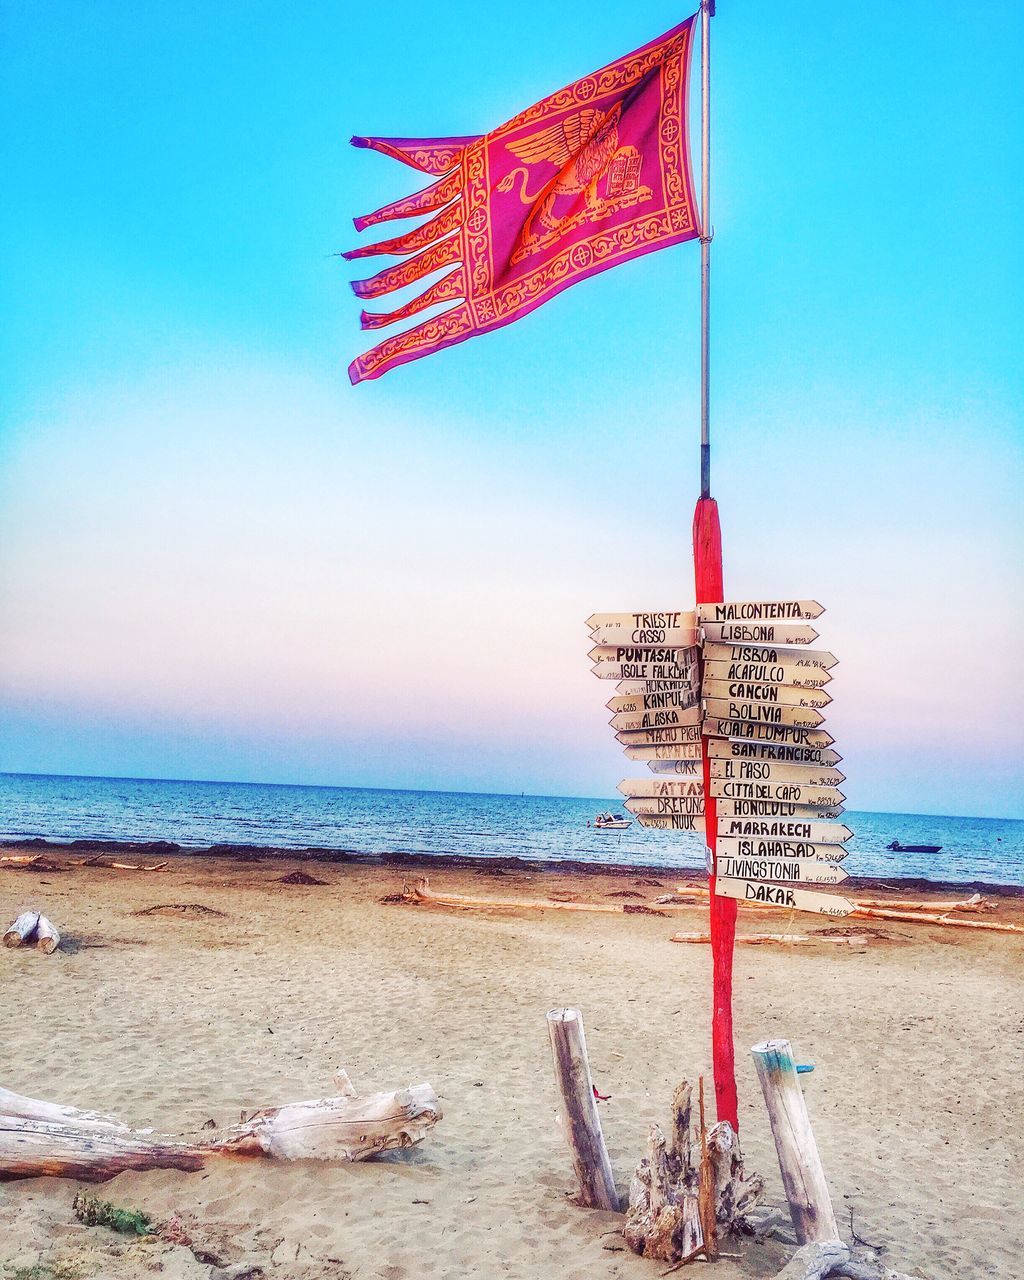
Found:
[497,104,653,263]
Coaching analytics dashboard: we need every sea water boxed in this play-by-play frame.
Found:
[1,772,1021,887]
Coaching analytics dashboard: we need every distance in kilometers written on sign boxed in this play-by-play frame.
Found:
[607,690,702,716]
[703,719,835,748]
[710,760,845,787]
[707,738,842,766]
[636,813,704,831]
[716,799,845,819]
[702,699,826,728]
[709,780,845,807]
[701,681,831,710]
[702,661,831,690]
[716,855,847,885]
[697,600,824,623]
[714,877,853,917]
[702,643,837,671]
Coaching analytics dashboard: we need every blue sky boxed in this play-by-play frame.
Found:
[1,1,1022,817]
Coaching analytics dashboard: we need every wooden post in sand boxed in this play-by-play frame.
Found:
[546,1008,619,1211]
[751,1039,840,1245]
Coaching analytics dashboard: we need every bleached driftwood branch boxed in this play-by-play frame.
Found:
[0,1076,441,1182]
[546,1007,618,1210]
[3,913,40,947]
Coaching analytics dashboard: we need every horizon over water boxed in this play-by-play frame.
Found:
[2,771,1023,888]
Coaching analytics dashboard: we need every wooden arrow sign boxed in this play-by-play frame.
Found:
[717,817,853,844]
[635,813,706,831]
[616,677,698,696]
[622,742,706,761]
[697,600,824,623]
[625,796,706,816]
[615,724,703,746]
[609,705,701,733]
[701,680,832,709]
[715,835,848,862]
[702,699,826,728]
[703,643,838,671]
[648,758,706,774]
[587,612,697,647]
[703,718,835,748]
[709,779,845,807]
[714,877,853,917]
[709,760,846,787]
[715,854,848,885]
[590,644,699,666]
[701,622,820,646]
[593,660,698,682]
[702,661,832,690]
[707,739,842,766]
[716,799,845,819]
[607,689,701,716]
[618,777,705,799]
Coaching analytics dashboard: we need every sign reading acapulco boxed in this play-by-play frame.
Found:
[588,599,857,916]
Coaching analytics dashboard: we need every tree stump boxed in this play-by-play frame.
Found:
[623,1080,764,1262]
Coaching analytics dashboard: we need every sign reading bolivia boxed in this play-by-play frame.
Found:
[587,612,697,647]
[702,699,825,729]
[714,877,854,917]
[709,779,845,807]
[717,817,853,843]
[702,719,835,748]
[716,855,847,885]
[706,738,842,767]
[697,600,823,622]
[709,759,846,787]
[702,643,837,671]
[702,661,831,690]
[701,679,831,709]
[714,835,847,862]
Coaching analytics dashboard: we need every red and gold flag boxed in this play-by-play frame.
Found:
[346,15,701,384]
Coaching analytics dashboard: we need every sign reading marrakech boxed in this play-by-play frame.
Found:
[587,599,857,916]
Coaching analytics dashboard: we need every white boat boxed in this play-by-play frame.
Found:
[591,811,632,830]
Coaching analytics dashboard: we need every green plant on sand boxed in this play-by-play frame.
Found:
[72,1192,153,1236]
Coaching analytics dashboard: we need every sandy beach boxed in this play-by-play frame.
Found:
[1,849,1022,1280]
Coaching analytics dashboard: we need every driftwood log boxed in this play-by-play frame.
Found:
[623,1080,764,1262]
[546,1008,618,1210]
[3,913,40,947]
[35,916,61,954]
[671,932,879,947]
[0,1077,441,1182]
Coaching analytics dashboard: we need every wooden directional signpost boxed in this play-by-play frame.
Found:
[587,592,857,1131]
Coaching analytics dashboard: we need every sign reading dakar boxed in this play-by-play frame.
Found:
[715,855,847,886]
[702,698,826,728]
[709,759,846,787]
[587,612,697,647]
[702,643,837,671]
[697,600,823,622]
[714,878,854,917]
[706,738,842,767]
[701,679,831,709]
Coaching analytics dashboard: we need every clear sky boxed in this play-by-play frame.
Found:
[1,1,1021,818]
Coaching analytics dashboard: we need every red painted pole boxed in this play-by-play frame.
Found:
[693,495,738,1130]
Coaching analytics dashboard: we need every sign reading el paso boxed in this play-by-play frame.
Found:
[709,779,844,807]
[701,679,831,709]
[707,738,842,767]
[714,877,853,917]
[703,643,837,671]
[710,759,845,787]
[702,661,831,690]
[697,600,823,622]
[717,817,852,843]
[702,698,825,728]
[703,719,835,748]
[587,612,697,647]
[716,854,847,885]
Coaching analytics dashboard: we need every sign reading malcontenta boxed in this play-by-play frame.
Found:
[714,877,853,917]
[697,600,824,622]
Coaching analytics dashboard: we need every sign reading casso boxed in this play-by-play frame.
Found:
[587,612,697,647]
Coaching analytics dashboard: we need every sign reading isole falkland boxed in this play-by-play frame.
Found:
[587,598,862,917]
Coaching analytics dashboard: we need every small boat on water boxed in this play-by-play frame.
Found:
[591,811,632,830]
[887,840,942,853]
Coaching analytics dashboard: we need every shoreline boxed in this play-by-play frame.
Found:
[5,835,1024,899]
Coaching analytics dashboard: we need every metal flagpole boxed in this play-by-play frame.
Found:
[691,0,739,1131]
